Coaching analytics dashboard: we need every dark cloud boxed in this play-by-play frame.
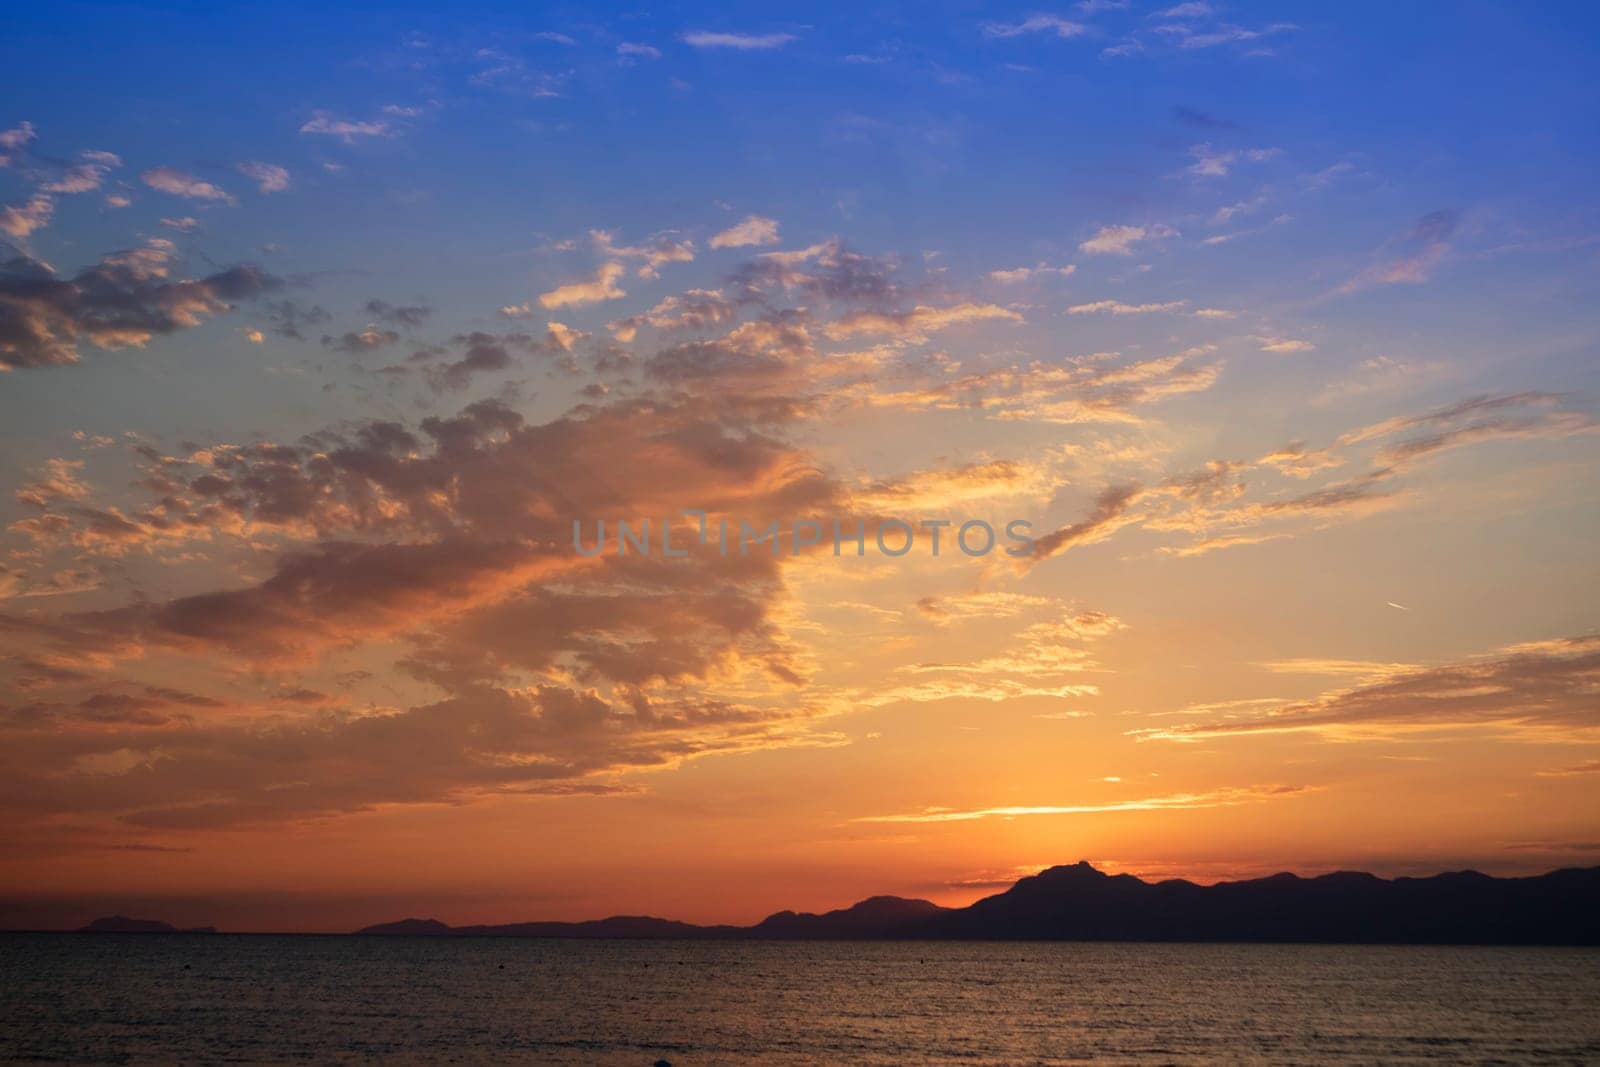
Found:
[364,298,432,327]
[0,243,280,369]
[258,299,332,341]
[728,240,912,307]
[0,681,812,829]
[0,386,856,827]
[322,326,401,353]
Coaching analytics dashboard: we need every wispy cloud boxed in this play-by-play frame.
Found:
[1336,210,1458,294]
[1136,635,1600,742]
[710,215,781,249]
[681,31,797,50]
[989,263,1076,283]
[857,784,1310,823]
[236,161,289,194]
[1068,299,1187,315]
[982,15,1087,39]
[1079,223,1177,255]
[823,302,1021,341]
[1187,144,1280,178]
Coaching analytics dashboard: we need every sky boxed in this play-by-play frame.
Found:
[1,1,1597,932]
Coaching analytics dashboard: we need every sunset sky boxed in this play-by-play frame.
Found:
[1,1,1597,932]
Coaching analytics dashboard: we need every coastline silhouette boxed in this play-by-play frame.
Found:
[344,861,1600,944]
[68,862,1600,943]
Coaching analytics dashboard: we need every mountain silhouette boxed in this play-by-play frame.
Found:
[354,861,1600,944]
[750,895,951,938]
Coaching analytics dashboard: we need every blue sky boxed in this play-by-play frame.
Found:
[5,2,1597,455]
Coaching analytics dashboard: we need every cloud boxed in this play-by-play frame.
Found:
[0,382,868,830]
[855,458,1057,513]
[617,42,662,60]
[539,262,628,308]
[1335,392,1594,468]
[1158,531,1289,557]
[256,299,332,342]
[681,31,797,50]
[1187,144,1280,178]
[1256,440,1343,479]
[1138,635,1600,742]
[639,317,819,397]
[982,15,1087,39]
[1028,484,1145,562]
[710,215,781,250]
[1210,195,1267,226]
[1376,411,1595,466]
[857,784,1309,823]
[608,289,738,341]
[989,264,1075,283]
[853,677,1101,708]
[42,159,116,194]
[1336,210,1458,294]
[364,299,431,327]
[469,48,568,99]
[729,239,907,307]
[1024,439,1419,562]
[1078,224,1176,255]
[1258,337,1315,353]
[420,329,581,392]
[1537,759,1600,778]
[591,229,695,278]
[1067,300,1187,315]
[544,321,583,351]
[13,458,91,510]
[298,112,392,141]
[891,609,1126,686]
[322,326,400,354]
[823,302,1021,341]
[0,681,819,828]
[140,166,234,203]
[0,195,53,238]
[916,591,1053,622]
[236,161,289,194]
[0,120,36,166]
[1164,20,1298,50]
[861,348,1221,425]
[0,242,280,369]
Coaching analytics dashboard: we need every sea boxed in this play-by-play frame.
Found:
[2,935,1597,1064]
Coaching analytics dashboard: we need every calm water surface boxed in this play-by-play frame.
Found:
[2,935,1597,1064]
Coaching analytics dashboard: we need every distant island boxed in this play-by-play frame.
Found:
[79,916,216,934]
[356,861,1600,945]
